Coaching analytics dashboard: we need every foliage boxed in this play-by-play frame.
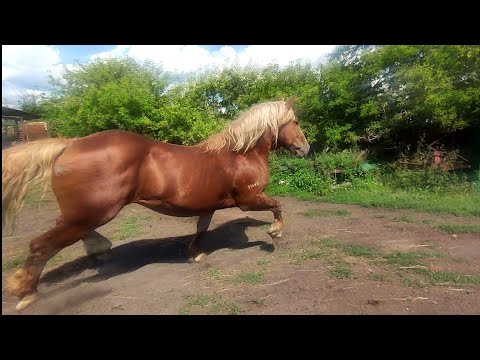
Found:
[20,46,479,156]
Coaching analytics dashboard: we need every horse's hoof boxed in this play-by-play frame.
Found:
[16,292,39,311]
[194,253,207,263]
[268,230,283,239]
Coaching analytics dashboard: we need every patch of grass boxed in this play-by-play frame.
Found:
[186,294,212,306]
[422,270,480,285]
[385,251,435,267]
[401,276,426,288]
[208,301,245,315]
[23,184,53,206]
[179,294,214,315]
[319,188,480,216]
[392,215,417,223]
[313,237,342,249]
[330,263,352,279]
[113,216,142,241]
[269,185,480,217]
[370,273,387,282]
[286,237,342,264]
[232,271,265,285]
[399,268,480,287]
[392,216,480,234]
[373,214,385,218]
[46,253,66,268]
[205,267,221,280]
[257,258,270,267]
[433,223,480,234]
[287,236,476,287]
[2,253,28,271]
[343,244,381,259]
[301,209,350,217]
[224,302,246,315]
[252,298,265,306]
[288,237,353,279]
[321,189,480,217]
[179,294,245,315]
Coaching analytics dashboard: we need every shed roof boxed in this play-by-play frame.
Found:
[2,107,40,120]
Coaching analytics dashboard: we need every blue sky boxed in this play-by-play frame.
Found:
[2,45,336,108]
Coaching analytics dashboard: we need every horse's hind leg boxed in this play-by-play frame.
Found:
[6,222,93,310]
[56,216,112,259]
[188,212,214,263]
[82,231,112,259]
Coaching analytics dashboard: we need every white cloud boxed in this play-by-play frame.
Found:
[90,45,336,73]
[3,45,337,109]
[2,45,61,108]
[237,45,335,67]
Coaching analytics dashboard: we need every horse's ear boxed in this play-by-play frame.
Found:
[285,96,297,110]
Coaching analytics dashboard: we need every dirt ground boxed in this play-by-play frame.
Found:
[2,193,480,315]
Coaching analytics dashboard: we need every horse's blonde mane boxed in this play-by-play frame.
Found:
[199,101,295,153]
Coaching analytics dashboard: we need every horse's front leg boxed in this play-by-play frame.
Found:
[236,193,284,247]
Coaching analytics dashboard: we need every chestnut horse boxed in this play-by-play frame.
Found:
[2,96,310,310]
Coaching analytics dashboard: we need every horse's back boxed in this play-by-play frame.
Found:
[74,129,154,150]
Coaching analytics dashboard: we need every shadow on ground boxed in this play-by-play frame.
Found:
[40,216,272,289]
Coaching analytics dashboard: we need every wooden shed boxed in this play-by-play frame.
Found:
[2,107,49,149]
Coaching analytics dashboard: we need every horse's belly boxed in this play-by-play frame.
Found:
[135,193,236,217]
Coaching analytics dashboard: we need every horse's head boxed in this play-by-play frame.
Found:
[277,96,310,157]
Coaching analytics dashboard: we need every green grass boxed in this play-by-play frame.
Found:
[384,251,436,267]
[179,294,213,315]
[399,268,480,287]
[252,298,266,306]
[370,273,387,282]
[208,301,245,315]
[205,267,221,280]
[313,237,342,249]
[392,216,480,234]
[321,189,480,217]
[301,209,350,217]
[113,216,142,241]
[232,271,265,285]
[46,253,69,268]
[257,258,270,267]
[392,215,417,223]
[2,253,28,271]
[23,184,53,206]
[286,237,353,278]
[343,244,381,258]
[268,185,480,217]
[433,223,480,234]
[285,236,478,287]
[179,294,245,315]
[330,263,352,279]
[420,269,480,285]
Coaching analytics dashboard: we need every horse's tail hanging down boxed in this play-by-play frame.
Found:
[2,138,75,232]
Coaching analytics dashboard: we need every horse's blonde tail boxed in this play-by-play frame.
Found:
[2,138,75,232]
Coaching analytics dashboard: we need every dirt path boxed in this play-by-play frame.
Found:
[2,195,480,315]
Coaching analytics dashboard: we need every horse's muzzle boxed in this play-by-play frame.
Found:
[292,143,310,157]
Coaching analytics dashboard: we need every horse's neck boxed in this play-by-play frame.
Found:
[245,131,273,163]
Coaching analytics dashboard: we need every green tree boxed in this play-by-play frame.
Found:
[18,93,45,115]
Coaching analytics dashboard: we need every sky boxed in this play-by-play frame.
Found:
[2,45,337,109]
